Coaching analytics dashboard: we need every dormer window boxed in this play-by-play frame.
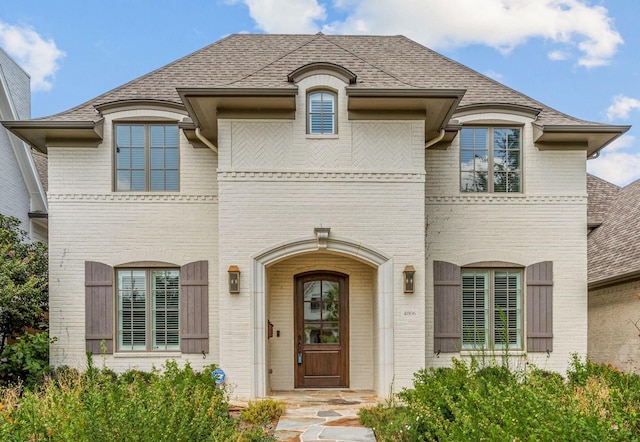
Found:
[308,91,336,135]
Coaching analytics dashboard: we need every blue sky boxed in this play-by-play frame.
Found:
[1,0,639,186]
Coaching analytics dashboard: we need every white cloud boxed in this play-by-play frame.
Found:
[236,0,622,68]
[606,95,640,121]
[588,135,640,186]
[548,50,569,61]
[233,0,326,33]
[0,21,65,92]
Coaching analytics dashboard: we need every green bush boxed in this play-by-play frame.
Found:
[0,331,55,387]
[0,360,279,441]
[360,356,640,441]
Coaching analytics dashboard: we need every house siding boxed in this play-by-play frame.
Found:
[588,280,640,372]
[0,49,33,233]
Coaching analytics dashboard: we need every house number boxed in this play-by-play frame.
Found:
[403,311,416,316]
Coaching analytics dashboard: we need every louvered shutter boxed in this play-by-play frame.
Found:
[85,261,114,354]
[434,261,461,353]
[180,261,209,353]
[526,261,553,352]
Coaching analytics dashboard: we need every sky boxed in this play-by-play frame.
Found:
[1,0,639,186]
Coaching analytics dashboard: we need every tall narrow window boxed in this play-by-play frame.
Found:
[116,124,179,191]
[461,269,522,350]
[460,127,521,193]
[117,268,180,351]
[308,91,336,134]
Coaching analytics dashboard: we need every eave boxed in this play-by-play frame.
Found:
[1,119,105,154]
[345,88,466,142]
[533,123,631,157]
[177,88,299,146]
[589,269,640,290]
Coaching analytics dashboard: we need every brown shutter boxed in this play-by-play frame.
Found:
[85,261,114,354]
[434,261,461,353]
[526,261,553,352]
[180,261,209,354]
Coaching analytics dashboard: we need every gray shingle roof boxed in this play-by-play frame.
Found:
[587,174,620,228]
[39,33,602,127]
[588,175,640,285]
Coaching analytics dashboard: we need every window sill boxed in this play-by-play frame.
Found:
[306,134,339,139]
[459,350,525,356]
[114,352,182,358]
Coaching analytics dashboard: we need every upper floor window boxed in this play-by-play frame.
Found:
[308,91,336,135]
[460,127,521,193]
[115,124,179,191]
[462,268,522,350]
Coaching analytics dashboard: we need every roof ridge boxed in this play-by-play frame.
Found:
[323,35,417,88]
[226,34,320,86]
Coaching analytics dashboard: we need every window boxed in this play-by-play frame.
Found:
[460,127,521,193]
[461,269,522,350]
[308,91,336,134]
[117,268,179,351]
[115,124,179,191]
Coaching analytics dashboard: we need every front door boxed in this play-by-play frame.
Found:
[294,272,349,388]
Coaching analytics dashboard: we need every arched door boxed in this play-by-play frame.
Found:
[294,272,349,388]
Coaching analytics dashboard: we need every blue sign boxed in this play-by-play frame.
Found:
[212,368,226,385]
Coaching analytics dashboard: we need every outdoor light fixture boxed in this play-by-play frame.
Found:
[403,265,415,293]
[228,265,240,294]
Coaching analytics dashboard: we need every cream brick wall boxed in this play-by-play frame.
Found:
[588,280,640,372]
[48,108,219,371]
[424,112,588,373]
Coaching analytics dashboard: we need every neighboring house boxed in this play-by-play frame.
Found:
[0,48,48,242]
[2,33,629,399]
[587,174,640,371]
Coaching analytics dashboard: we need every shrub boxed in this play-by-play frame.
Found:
[361,356,640,441]
[0,360,280,441]
[0,331,55,387]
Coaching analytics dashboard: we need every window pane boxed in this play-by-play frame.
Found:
[150,126,165,147]
[165,126,179,147]
[131,126,145,147]
[117,147,131,169]
[165,170,179,191]
[308,92,335,134]
[116,125,131,147]
[130,170,145,191]
[165,147,179,169]
[116,170,131,191]
[152,270,180,350]
[493,128,521,193]
[461,271,488,349]
[131,147,145,169]
[321,323,339,343]
[150,147,164,169]
[493,271,521,348]
[150,170,164,191]
[118,270,147,351]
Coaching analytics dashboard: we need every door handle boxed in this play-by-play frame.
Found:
[297,334,303,365]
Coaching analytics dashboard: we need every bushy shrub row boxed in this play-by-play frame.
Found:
[0,357,282,441]
[360,355,640,441]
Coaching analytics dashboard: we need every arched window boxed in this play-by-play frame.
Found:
[307,91,336,135]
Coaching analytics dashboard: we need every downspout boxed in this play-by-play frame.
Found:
[425,129,446,149]
[195,127,218,154]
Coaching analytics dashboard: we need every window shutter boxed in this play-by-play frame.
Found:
[85,261,114,354]
[526,261,553,352]
[180,261,209,354]
[434,261,461,353]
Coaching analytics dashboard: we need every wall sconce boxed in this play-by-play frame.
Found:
[228,265,240,294]
[403,265,415,293]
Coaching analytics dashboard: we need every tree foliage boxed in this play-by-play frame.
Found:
[0,214,48,354]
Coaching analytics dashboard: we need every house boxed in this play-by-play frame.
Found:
[0,48,47,241]
[587,174,640,371]
[2,33,630,399]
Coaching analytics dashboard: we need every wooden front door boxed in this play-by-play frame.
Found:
[295,272,349,388]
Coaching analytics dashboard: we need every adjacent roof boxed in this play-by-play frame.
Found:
[588,175,640,287]
[1,33,630,154]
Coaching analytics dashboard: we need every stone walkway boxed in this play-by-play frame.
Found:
[269,390,380,441]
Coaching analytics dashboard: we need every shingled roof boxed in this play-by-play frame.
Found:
[30,33,613,126]
[588,175,640,286]
[2,33,629,154]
